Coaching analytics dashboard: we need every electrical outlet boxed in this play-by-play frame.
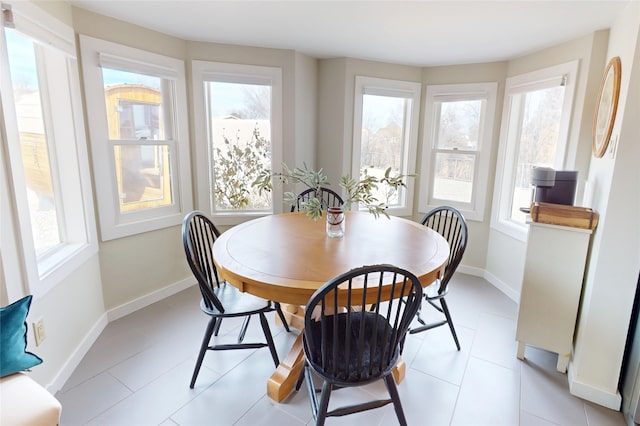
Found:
[33,318,46,346]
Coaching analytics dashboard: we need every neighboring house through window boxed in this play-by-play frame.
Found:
[192,61,283,226]
[80,35,192,240]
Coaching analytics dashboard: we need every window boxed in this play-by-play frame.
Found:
[492,61,579,240]
[192,61,283,225]
[352,77,421,216]
[80,36,192,240]
[0,2,97,295]
[420,83,497,221]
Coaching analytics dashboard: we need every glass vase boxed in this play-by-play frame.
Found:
[326,207,345,238]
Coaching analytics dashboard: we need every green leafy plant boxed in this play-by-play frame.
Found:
[253,163,413,220]
[214,125,271,209]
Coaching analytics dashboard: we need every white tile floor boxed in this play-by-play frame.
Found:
[55,274,626,425]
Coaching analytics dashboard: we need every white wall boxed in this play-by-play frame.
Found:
[485,230,527,300]
[317,58,348,181]
[570,0,640,409]
[293,53,318,168]
[27,257,106,390]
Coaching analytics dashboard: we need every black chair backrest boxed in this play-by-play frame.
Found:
[420,206,468,288]
[303,265,423,384]
[291,187,344,212]
[182,211,225,313]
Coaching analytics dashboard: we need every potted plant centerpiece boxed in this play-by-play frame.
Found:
[253,163,412,237]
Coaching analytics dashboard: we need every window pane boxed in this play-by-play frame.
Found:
[436,100,481,150]
[114,144,172,212]
[431,99,482,204]
[207,81,272,211]
[433,153,475,203]
[101,68,175,212]
[6,29,61,253]
[510,86,565,223]
[360,94,409,205]
[101,68,168,140]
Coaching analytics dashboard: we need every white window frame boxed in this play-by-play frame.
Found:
[192,60,283,226]
[352,76,421,217]
[491,61,579,241]
[419,82,497,221]
[0,2,97,296]
[80,35,192,240]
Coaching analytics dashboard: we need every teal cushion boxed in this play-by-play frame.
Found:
[0,295,43,377]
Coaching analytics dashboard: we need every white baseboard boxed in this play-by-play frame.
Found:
[457,265,484,277]
[568,361,622,410]
[457,264,521,302]
[48,278,196,393]
[47,313,108,394]
[107,277,196,322]
[482,269,520,302]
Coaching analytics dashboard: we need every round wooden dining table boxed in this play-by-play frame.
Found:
[212,211,450,402]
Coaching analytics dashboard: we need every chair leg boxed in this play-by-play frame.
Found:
[440,298,461,351]
[238,316,251,343]
[304,363,319,418]
[409,297,448,336]
[274,302,290,332]
[259,313,280,366]
[415,300,427,326]
[315,381,332,426]
[190,317,217,388]
[213,318,222,336]
[384,374,408,426]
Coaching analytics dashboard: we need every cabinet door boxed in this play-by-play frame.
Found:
[516,223,591,354]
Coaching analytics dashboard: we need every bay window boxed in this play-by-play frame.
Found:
[0,2,97,295]
[492,61,579,240]
[420,82,497,221]
[80,36,192,240]
[352,76,421,216]
[192,61,283,225]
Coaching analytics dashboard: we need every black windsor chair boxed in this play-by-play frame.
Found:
[300,264,423,426]
[290,187,344,212]
[182,211,282,388]
[409,206,468,350]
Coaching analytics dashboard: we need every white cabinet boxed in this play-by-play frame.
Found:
[516,221,593,372]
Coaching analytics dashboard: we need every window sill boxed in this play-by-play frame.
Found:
[420,203,485,223]
[211,211,273,227]
[490,219,529,243]
[33,241,98,297]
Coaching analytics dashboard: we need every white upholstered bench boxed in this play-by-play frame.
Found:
[0,372,61,425]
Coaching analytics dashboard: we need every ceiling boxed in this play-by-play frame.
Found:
[70,0,631,67]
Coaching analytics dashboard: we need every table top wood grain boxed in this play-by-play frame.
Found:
[213,211,449,306]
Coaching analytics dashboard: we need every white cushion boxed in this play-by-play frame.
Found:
[0,372,61,426]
